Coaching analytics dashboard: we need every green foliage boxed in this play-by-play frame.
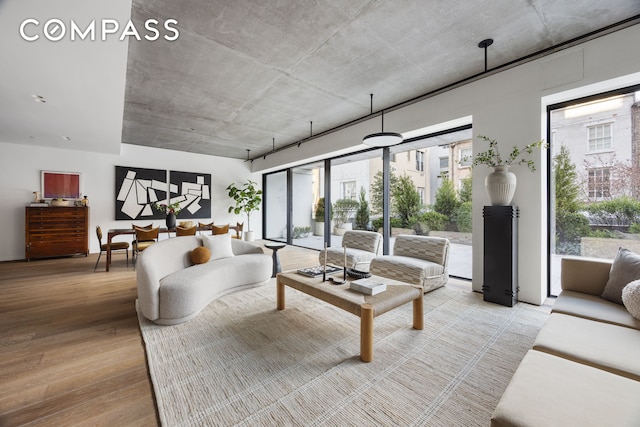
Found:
[314,197,332,221]
[456,202,473,233]
[629,223,640,234]
[292,226,312,239]
[468,135,547,172]
[409,211,447,234]
[354,187,370,230]
[555,211,590,255]
[394,175,422,227]
[588,229,617,239]
[584,197,640,226]
[370,170,400,215]
[226,180,263,232]
[459,176,472,203]
[371,216,405,231]
[554,146,582,214]
[153,201,181,216]
[434,176,460,230]
[332,198,359,227]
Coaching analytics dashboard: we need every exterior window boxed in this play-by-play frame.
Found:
[587,123,612,152]
[418,187,425,205]
[439,156,449,171]
[459,147,472,167]
[588,167,610,199]
[416,151,424,171]
[390,153,396,163]
[341,181,357,200]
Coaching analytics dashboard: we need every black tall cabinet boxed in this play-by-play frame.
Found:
[483,206,519,307]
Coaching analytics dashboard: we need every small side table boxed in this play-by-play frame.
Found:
[264,242,286,278]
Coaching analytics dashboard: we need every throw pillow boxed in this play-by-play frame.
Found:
[202,233,235,260]
[601,248,640,305]
[190,246,211,265]
[622,280,640,320]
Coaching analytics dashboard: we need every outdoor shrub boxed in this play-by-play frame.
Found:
[292,226,312,239]
[354,187,370,230]
[585,196,640,226]
[629,223,640,234]
[456,202,473,233]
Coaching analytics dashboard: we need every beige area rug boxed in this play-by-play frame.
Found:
[137,280,550,427]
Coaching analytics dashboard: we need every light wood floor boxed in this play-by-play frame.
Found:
[0,242,470,426]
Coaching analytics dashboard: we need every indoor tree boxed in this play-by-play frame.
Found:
[226,180,263,236]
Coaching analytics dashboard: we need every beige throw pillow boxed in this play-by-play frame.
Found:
[202,233,235,260]
[601,248,640,305]
[622,280,640,320]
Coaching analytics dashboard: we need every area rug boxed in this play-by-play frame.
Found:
[137,280,550,426]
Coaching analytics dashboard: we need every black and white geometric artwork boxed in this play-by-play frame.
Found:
[169,170,211,219]
[115,166,167,220]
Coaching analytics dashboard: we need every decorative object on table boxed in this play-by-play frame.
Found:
[33,191,40,202]
[169,170,211,219]
[346,268,372,279]
[115,166,166,220]
[82,195,89,206]
[296,265,341,278]
[226,180,262,242]
[154,201,181,229]
[50,198,72,207]
[41,170,82,201]
[349,278,387,295]
[465,135,546,206]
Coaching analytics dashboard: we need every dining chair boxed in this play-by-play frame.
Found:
[133,226,159,266]
[232,222,244,239]
[212,224,229,235]
[94,226,129,271]
[198,221,213,235]
[176,225,197,236]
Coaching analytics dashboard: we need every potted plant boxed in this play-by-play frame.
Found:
[313,197,332,236]
[466,135,546,205]
[332,198,359,235]
[154,201,181,229]
[226,180,262,241]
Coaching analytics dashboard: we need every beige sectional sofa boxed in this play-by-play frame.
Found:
[491,256,640,427]
[136,235,272,325]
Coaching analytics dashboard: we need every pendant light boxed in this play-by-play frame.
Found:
[363,94,402,147]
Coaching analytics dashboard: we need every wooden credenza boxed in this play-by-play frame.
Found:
[25,206,89,261]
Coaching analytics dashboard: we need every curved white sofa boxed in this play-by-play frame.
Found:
[136,235,272,325]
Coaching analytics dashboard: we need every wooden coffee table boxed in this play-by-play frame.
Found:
[276,271,423,362]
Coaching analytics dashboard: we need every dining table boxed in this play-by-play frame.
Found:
[105,225,241,271]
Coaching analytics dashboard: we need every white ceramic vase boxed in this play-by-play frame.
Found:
[485,165,516,205]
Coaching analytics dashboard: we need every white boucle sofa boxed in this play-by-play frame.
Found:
[136,235,272,325]
[491,257,640,427]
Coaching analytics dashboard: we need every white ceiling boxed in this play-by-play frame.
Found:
[1,1,639,160]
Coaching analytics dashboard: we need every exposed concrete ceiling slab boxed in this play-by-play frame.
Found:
[1,1,639,160]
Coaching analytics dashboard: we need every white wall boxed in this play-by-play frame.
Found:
[250,24,640,305]
[0,142,259,261]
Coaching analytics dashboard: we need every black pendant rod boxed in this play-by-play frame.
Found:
[478,38,494,72]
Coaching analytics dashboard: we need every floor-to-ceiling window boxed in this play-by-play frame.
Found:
[291,161,325,249]
[264,171,287,242]
[262,126,473,281]
[389,127,473,279]
[549,86,640,296]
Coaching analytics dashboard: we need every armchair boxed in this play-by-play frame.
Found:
[370,235,450,293]
[318,230,382,272]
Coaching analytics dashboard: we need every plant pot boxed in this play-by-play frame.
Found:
[243,231,255,242]
[334,222,352,236]
[314,221,324,236]
[485,165,516,206]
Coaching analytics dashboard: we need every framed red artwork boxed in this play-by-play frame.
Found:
[41,171,82,199]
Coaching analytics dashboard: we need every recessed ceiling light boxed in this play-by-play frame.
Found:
[31,94,46,103]
[62,136,71,141]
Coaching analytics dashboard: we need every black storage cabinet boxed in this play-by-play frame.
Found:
[483,206,518,307]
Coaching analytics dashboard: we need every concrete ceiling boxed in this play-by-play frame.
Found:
[1,1,639,160]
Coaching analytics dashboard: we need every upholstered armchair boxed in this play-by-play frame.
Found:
[318,230,382,272]
[370,235,450,293]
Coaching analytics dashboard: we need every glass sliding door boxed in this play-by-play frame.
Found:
[389,127,473,279]
[292,161,325,250]
[549,87,640,296]
[329,149,382,251]
[264,171,287,242]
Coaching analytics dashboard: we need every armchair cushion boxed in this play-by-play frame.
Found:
[601,248,640,305]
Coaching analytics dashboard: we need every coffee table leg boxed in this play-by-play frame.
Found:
[413,294,424,330]
[360,303,374,362]
[277,279,285,310]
